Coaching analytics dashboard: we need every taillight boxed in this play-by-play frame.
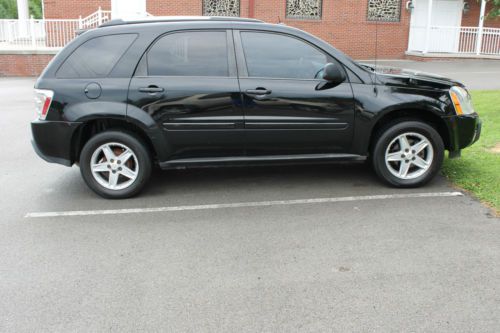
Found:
[34,89,54,120]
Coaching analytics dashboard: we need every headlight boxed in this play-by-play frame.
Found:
[450,86,475,115]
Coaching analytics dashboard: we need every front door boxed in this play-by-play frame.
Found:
[408,0,463,53]
[127,30,244,160]
[235,31,355,156]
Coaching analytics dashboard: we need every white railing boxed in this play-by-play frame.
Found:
[0,19,80,49]
[79,7,112,29]
[0,8,111,50]
[458,27,478,54]
[481,28,500,55]
[409,25,500,56]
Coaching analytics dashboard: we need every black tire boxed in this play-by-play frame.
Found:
[372,120,444,188]
[80,130,152,199]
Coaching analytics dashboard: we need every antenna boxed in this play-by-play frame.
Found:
[374,17,379,86]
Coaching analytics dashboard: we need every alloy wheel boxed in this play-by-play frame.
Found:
[384,132,434,180]
[90,142,139,190]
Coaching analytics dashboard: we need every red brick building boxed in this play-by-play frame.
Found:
[42,0,500,59]
[1,0,499,76]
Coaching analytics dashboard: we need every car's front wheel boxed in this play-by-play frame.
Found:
[80,131,152,199]
[372,120,444,187]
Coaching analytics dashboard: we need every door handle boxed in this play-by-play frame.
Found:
[246,88,272,95]
[139,86,165,93]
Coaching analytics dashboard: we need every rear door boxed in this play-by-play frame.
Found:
[127,29,244,160]
[235,30,355,156]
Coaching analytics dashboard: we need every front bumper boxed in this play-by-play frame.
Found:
[31,120,82,167]
[444,113,481,153]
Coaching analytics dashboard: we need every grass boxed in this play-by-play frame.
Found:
[441,90,500,214]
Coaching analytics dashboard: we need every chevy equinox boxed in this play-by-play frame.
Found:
[31,17,481,198]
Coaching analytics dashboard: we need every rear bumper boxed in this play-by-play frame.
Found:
[444,114,481,152]
[31,120,82,167]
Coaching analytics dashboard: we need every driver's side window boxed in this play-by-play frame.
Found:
[240,32,328,80]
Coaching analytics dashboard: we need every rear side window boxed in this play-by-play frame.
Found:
[146,31,229,77]
[56,34,137,78]
[240,32,328,80]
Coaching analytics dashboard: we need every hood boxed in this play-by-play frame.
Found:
[361,65,463,90]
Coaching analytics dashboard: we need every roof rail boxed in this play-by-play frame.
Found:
[100,16,264,27]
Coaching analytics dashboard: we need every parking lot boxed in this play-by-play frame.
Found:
[1,60,500,332]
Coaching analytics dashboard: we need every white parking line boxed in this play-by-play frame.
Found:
[25,191,463,218]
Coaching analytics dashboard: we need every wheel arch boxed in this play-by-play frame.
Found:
[367,108,451,155]
[70,117,166,164]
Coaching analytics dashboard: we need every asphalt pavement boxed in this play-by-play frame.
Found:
[1,61,499,332]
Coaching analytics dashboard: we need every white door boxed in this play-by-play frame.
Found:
[111,0,147,19]
[408,0,463,53]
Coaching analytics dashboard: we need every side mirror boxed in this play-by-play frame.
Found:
[322,63,346,84]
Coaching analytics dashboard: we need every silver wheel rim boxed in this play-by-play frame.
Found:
[90,142,139,191]
[385,132,434,180]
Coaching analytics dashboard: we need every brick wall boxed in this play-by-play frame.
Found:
[43,0,110,19]
[41,0,500,59]
[146,0,201,17]
[0,53,55,76]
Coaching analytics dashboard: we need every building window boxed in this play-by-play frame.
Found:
[203,0,240,17]
[286,0,322,20]
[367,0,401,22]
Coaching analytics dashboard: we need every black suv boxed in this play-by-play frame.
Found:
[31,17,481,198]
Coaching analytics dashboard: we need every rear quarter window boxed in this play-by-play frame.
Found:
[56,34,137,78]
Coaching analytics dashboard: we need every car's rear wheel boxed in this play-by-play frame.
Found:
[372,120,444,187]
[80,131,152,199]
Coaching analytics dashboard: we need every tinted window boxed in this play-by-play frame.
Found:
[241,32,328,79]
[147,31,229,77]
[57,34,136,78]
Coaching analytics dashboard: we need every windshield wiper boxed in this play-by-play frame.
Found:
[357,63,376,72]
